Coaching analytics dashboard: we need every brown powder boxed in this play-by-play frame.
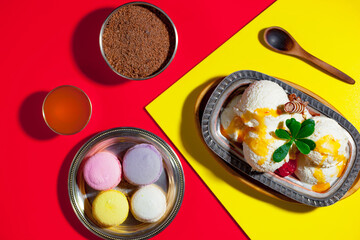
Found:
[102,5,173,79]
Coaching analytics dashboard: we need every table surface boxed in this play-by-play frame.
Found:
[0,0,274,239]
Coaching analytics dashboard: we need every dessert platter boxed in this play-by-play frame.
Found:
[199,70,360,206]
[68,127,184,239]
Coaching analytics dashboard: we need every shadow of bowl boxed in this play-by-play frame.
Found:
[72,8,127,85]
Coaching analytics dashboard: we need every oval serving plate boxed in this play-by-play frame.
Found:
[68,127,185,239]
[201,70,360,207]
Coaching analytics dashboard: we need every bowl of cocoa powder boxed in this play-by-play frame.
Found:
[100,2,178,80]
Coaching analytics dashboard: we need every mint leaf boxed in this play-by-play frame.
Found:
[296,139,316,150]
[285,118,295,129]
[286,118,301,137]
[273,141,293,162]
[275,129,291,140]
[274,118,316,162]
[296,123,315,139]
[295,140,311,154]
[301,119,315,128]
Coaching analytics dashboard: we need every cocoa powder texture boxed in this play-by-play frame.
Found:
[102,5,172,78]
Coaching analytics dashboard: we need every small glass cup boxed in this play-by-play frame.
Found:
[42,85,92,135]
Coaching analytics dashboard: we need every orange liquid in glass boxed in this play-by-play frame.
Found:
[43,86,91,135]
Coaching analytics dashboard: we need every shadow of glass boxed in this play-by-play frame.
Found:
[57,133,102,240]
[180,77,315,213]
[72,8,127,85]
[18,91,57,140]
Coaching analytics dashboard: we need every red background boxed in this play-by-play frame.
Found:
[0,0,274,239]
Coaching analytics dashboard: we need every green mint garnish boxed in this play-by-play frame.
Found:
[296,119,315,139]
[294,140,311,154]
[272,118,316,162]
[273,141,293,162]
[295,138,316,150]
[286,118,301,137]
[274,129,291,139]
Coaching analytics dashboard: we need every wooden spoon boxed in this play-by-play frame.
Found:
[263,26,355,84]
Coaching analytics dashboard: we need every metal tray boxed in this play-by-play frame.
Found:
[68,127,185,239]
[201,70,360,207]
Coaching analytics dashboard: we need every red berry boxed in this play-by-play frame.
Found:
[275,160,297,177]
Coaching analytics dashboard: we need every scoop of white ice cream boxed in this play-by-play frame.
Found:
[243,136,289,172]
[220,80,315,173]
[238,81,310,172]
[243,113,308,172]
[304,116,349,167]
[235,80,289,128]
[295,154,346,192]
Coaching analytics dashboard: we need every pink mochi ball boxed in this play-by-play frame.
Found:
[83,152,121,190]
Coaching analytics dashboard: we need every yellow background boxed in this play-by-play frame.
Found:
[146,0,360,239]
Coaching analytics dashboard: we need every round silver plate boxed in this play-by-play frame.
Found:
[68,127,185,239]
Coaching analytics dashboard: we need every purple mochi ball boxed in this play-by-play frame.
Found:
[123,144,163,186]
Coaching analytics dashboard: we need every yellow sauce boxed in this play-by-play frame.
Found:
[315,135,346,166]
[312,182,330,193]
[221,108,281,166]
[312,168,330,192]
[311,135,347,192]
[220,116,247,142]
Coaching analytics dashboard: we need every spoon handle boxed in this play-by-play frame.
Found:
[300,51,355,84]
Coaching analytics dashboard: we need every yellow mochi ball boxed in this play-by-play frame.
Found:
[92,190,129,227]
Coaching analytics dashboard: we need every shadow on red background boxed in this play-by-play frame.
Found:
[18,91,58,140]
[57,133,101,240]
[72,8,127,85]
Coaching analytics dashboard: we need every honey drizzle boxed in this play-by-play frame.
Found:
[222,108,281,166]
[311,135,347,192]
